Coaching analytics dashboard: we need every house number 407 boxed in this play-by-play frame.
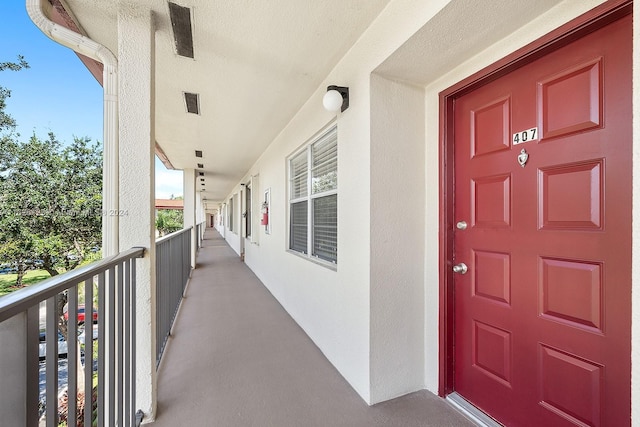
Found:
[512,127,538,145]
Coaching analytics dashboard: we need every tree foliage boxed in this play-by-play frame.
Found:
[0,56,102,288]
[0,56,101,342]
[0,55,29,133]
[0,133,103,286]
[156,209,184,236]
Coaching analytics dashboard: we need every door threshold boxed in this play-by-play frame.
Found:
[446,392,503,427]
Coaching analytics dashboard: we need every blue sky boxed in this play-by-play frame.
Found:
[0,2,183,199]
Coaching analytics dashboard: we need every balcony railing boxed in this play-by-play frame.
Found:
[0,247,145,427]
[155,227,191,365]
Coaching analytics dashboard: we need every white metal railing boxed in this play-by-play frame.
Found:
[0,247,145,427]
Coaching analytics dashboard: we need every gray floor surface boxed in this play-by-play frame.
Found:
[149,229,476,427]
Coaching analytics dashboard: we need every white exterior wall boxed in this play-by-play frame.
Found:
[223,0,640,413]
[215,204,226,236]
[369,75,426,402]
[225,192,242,256]
[196,192,204,225]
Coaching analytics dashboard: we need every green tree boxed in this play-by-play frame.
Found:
[0,56,102,340]
[0,56,29,175]
[0,133,103,286]
[156,209,184,236]
[0,55,101,287]
[0,133,102,341]
[0,55,29,133]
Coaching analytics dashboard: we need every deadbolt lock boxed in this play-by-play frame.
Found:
[456,221,468,230]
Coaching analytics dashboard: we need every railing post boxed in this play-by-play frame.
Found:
[0,312,28,426]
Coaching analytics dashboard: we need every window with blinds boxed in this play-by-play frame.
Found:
[290,201,308,253]
[288,125,337,264]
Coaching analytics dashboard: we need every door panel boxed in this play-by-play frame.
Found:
[452,13,631,427]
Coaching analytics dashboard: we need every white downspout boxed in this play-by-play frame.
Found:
[26,0,119,257]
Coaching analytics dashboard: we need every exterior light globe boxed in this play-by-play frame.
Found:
[323,89,343,112]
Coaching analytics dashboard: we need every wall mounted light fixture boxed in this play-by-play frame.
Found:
[323,85,349,113]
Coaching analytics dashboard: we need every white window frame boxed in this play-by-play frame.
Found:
[287,124,337,267]
[222,203,227,227]
[229,194,236,233]
[242,175,260,244]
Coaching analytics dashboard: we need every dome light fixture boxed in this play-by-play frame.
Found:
[323,85,349,113]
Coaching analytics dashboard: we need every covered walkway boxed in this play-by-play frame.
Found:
[150,229,475,427]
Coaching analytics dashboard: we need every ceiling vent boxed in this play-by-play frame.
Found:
[168,2,194,58]
[195,150,203,158]
[184,92,200,114]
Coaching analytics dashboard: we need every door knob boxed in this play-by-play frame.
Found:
[452,263,468,274]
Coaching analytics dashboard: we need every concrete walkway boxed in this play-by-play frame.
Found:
[149,229,476,427]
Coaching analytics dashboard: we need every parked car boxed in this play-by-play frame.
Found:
[38,330,68,360]
[24,259,44,269]
[0,264,18,274]
[63,304,98,324]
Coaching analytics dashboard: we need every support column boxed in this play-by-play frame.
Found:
[198,193,207,226]
[197,192,205,239]
[117,6,157,421]
[183,169,196,268]
[196,192,202,225]
[196,192,202,246]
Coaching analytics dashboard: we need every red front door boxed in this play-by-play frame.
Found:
[452,12,631,427]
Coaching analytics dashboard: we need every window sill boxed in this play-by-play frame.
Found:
[286,249,337,271]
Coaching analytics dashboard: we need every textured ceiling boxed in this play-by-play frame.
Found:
[61,0,391,202]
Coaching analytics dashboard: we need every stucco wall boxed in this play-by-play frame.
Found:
[241,105,373,400]
[224,193,242,256]
[369,75,426,403]
[224,0,638,412]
